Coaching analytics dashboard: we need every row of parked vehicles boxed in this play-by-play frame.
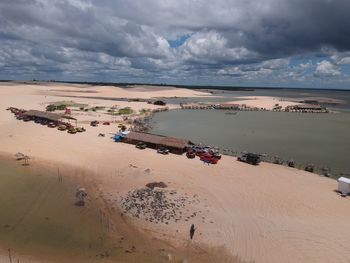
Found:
[186,145,222,164]
[8,107,86,134]
[135,142,170,154]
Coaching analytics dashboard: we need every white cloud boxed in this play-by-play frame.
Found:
[180,31,257,63]
[0,0,350,87]
[315,60,341,77]
[338,57,350,65]
[261,58,289,69]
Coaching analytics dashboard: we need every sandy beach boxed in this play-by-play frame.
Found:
[231,96,300,110]
[1,82,350,263]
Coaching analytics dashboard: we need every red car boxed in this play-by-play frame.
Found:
[200,153,219,164]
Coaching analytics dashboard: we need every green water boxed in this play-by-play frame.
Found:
[0,160,118,262]
[0,160,235,263]
[150,110,350,176]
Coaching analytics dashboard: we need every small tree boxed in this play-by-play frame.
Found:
[46,104,57,111]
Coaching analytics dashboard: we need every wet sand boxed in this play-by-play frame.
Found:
[0,156,240,263]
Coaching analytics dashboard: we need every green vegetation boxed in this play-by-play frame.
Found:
[107,107,134,116]
[46,101,88,112]
[139,108,151,115]
[118,107,133,115]
[46,104,66,111]
[51,101,87,108]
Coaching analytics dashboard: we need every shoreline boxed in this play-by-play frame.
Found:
[2,82,350,263]
[145,110,344,178]
[0,154,240,263]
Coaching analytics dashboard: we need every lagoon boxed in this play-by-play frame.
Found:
[150,109,350,177]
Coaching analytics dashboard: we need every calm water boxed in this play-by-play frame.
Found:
[150,110,350,177]
[155,88,350,109]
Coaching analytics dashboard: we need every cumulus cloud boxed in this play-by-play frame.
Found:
[338,57,350,65]
[0,0,349,87]
[315,61,341,77]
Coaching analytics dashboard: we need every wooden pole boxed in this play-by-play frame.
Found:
[8,248,12,263]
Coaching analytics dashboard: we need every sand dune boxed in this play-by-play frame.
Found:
[1,82,350,263]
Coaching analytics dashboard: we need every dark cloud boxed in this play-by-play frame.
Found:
[0,0,349,87]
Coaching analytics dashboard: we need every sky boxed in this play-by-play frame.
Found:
[1,0,350,88]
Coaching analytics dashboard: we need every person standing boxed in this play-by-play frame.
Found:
[190,224,196,240]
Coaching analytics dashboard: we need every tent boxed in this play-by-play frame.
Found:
[114,132,127,142]
[114,134,122,142]
[338,177,350,195]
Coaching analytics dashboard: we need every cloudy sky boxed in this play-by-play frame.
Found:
[1,0,350,88]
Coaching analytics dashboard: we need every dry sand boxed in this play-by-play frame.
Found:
[229,96,300,110]
[1,82,350,263]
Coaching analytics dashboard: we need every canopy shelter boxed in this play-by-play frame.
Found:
[124,131,189,154]
[24,110,77,126]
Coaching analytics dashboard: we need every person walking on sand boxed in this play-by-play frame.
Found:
[190,224,196,240]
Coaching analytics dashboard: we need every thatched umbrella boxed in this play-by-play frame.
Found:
[14,152,25,160]
[23,155,30,166]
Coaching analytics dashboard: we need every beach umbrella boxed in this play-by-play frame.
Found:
[15,152,25,160]
[23,155,30,166]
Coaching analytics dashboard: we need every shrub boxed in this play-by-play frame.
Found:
[118,107,133,115]
[46,104,57,111]
[56,104,67,110]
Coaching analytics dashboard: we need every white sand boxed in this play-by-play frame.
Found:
[1,82,350,263]
[230,96,300,110]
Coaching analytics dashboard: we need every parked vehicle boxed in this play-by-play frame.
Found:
[305,163,315,173]
[237,152,261,165]
[157,146,169,154]
[136,142,147,149]
[76,127,86,132]
[273,156,283,165]
[186,150,196,159]
[103,121,110,125]
[58,124,67,131]
[48,122,57,128]
[200,153,220,164]
[211,151,222,160]
[90,121,99,127]
[16,115,24,120]
[287,159,295,168]
[67,128,77,134]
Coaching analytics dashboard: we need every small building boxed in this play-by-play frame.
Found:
[123,131,189,154]
[338,177,350,195]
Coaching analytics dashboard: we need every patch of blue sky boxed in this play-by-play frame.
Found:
[167,34,191,48]
[341,64,350,75]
